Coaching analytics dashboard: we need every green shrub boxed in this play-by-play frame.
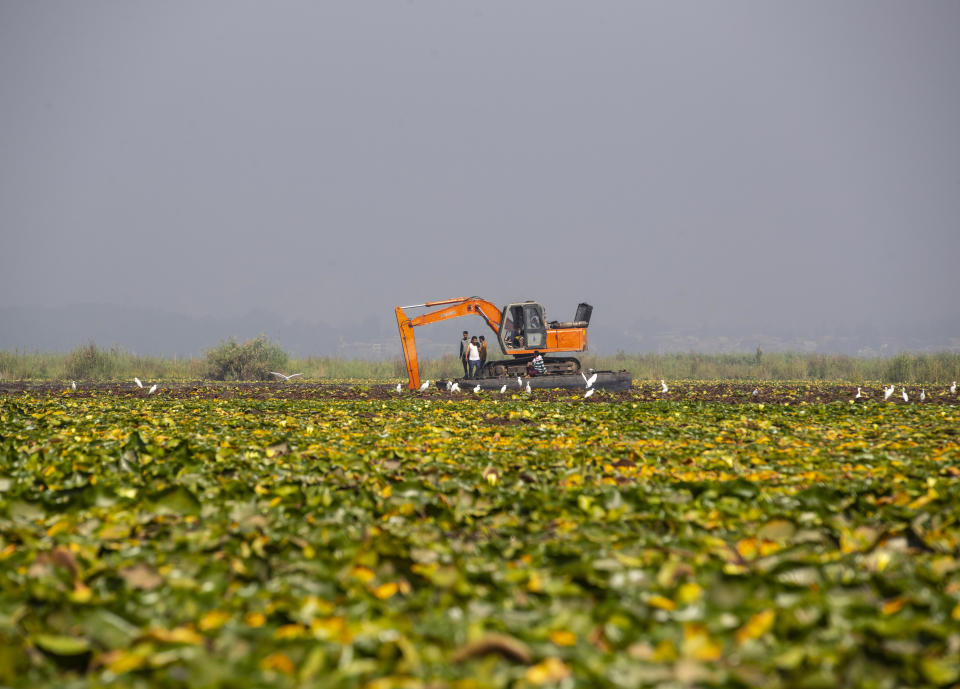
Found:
[64,342,115,380]
[206,335,289,381]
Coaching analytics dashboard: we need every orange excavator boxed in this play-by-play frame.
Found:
[395,297,630,391]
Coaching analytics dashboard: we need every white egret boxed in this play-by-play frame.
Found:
[147,384,158,395]
[661,379,669,393]
[134,377,143,388]
[584,388,595,399]
[952,382,957,395]
[525,381,532,394]
[445,380,452,391]
[419,380,430,391]
[581,372,588,384]
[270,372,303,381]
[499,384,507,394]
[901,387,908,402]
[450,382,460,393]
[585,372,598,388]
[71,381,77,391]
[751,388,759,399]
[855,387,862,399]
[884,385,894,401]
[396,383,402,393]
[920,388,926,403]
[517,376,523,388]
[473,384,481,394]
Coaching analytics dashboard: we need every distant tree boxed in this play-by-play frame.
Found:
[206,335,288,381]
[755,346,763,366]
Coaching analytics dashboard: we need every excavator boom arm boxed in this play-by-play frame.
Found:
[395,297,503,390]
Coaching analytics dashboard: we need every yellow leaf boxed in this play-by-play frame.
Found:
[736,609,775,644]
[527,573,543,592]
[758,539,782,557]
[648,594,676,611]
[147,626,204,645]
[274,624,307,640]
[46,520,70,537]
[106,649,148,674]
[245,612,266,628]
[683,623,723,661]
[526,657,571,685]
[351,565,375,583]
[381,484,392,498]
[259,651,295,675]
[69,582,92,603]
[736,537,758,559]
[373,581,399,600]
[549,629,577,647]
[198,610,231,631]
[652,639,677,662]
[310,616,351,643]
[882,598,905,615]
[677,582,702,605]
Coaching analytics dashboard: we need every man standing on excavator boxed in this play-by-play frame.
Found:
[459,331,469,378]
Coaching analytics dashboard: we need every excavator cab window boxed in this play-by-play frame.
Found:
[500,302,547,350]
[501,305,525,350]
[523,304,546,348]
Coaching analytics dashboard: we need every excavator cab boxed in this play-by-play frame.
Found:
[499,301,547,352]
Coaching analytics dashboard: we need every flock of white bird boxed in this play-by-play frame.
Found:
[874,382,957,402]
[68,377,957,403]
[395,373,681,400]
[133,377,158,395]
[396,378,959,403]
[71,373,310,393]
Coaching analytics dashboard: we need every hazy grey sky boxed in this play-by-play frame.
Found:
[2,1,958,338]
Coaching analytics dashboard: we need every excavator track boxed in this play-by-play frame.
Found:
[481,356,580,379]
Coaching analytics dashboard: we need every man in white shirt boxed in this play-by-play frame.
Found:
[466,336,482,379]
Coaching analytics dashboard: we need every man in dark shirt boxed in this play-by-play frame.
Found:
[459,331,469,378]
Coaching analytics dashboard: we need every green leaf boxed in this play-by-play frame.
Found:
[150,486,201,516]
[33,634,90,656]
[921,657,960,685]
[757,519,796,542]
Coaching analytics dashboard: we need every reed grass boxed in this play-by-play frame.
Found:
[2,346,958,384]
